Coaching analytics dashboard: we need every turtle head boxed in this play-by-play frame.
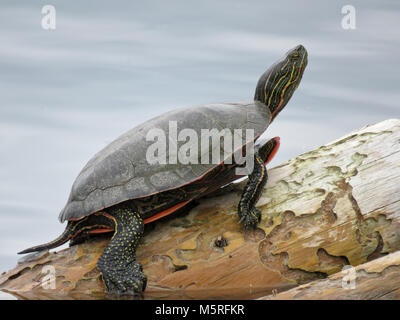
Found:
[254,44,308,122]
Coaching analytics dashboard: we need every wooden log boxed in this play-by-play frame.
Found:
[259,250,400,300]
[1,118,400,299]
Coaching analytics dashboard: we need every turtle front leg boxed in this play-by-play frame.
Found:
[238,137,280,229]
[238,152,268,229]
[97,203,147,295]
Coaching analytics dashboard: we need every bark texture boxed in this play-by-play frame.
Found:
[260,250,400,300]
[1,119,400,300]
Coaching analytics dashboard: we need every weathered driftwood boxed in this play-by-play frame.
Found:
[1,119,400,300]
[260,250,400,300]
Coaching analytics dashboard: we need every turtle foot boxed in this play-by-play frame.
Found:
[101,261,147,296]
[238,204,262,230]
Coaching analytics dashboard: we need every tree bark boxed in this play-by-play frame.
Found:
[1,119,400,300]
[259,250,400,300]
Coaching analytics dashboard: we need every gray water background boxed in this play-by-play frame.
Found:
[0,0,399,273]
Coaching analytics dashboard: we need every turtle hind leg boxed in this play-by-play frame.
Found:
[97,202,147,295]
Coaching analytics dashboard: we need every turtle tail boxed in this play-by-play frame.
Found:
[18,223,74,254]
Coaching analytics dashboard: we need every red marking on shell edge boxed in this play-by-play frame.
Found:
[88,228,114,234]
[143,200,192,224]
[265,136,280,165]
[95,211,115,220]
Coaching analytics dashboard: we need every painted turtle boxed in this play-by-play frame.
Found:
[19,45,308,295]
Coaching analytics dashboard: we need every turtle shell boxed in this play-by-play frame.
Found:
[59,101,271,222]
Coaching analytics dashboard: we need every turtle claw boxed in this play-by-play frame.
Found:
[238,204,262,229]
[102,262,147,296]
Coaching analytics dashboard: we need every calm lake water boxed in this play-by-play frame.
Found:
[0,0,399,278]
